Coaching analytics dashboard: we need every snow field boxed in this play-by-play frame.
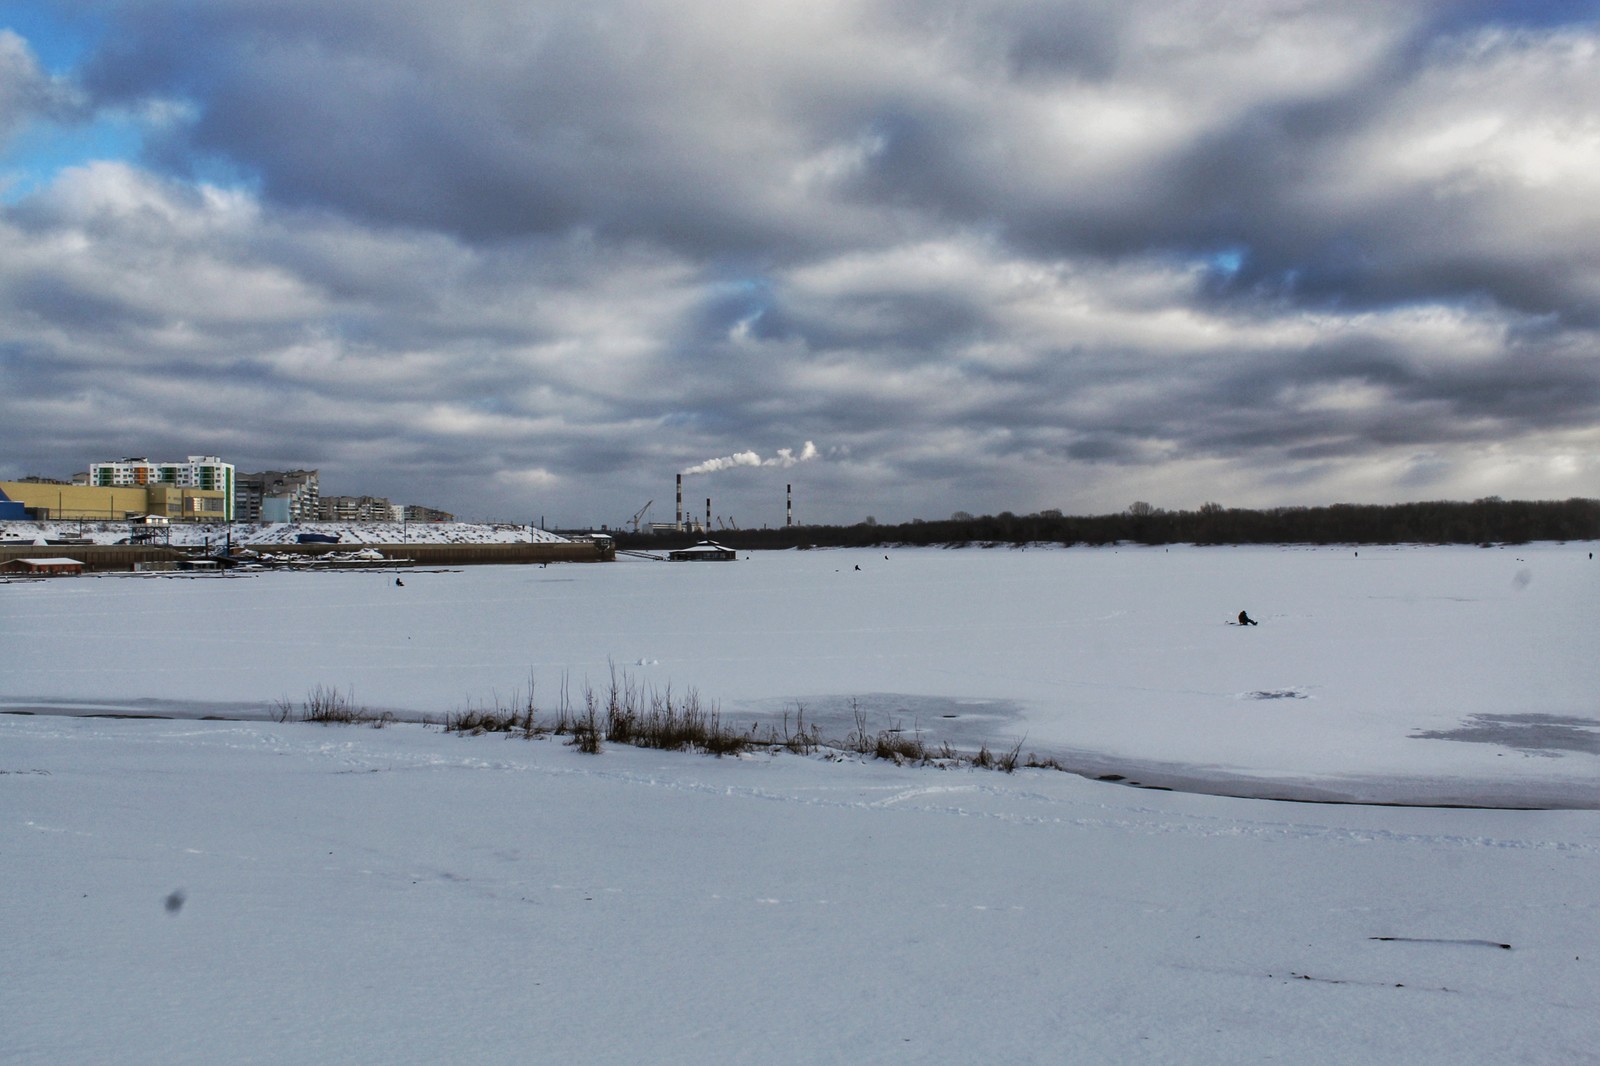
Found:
[3,716,1597,1064]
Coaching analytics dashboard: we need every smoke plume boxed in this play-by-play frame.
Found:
[683,441,818,476]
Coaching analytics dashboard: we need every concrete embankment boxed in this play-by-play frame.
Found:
[0,540,612,572]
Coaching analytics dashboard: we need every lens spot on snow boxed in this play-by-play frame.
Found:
[164,890,186,914]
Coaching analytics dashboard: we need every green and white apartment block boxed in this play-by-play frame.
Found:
[89,456,236,521]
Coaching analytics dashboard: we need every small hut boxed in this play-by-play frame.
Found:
[668,540,737,562]
[0,557,85,576]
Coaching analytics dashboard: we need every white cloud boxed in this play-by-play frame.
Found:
[0,29,83,142]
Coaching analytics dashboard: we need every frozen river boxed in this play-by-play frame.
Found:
[5,542,1596,806]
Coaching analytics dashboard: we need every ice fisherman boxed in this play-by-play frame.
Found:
[1237,610,1257,626]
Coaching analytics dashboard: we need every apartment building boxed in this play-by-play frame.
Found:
[319,495,395,522]
[400,505,455,523]
[236,470,321,524]
[90,456,235,520]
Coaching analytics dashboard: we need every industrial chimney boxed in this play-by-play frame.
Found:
[786,483,792,527]
[676,474,683,531]
[706,498,711,533]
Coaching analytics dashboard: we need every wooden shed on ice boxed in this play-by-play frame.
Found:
[668,540,737,562]
[0,557,86,576]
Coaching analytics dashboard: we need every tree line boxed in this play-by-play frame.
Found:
[614,497,1600,551]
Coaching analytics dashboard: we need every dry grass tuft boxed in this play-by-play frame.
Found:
[278,685,379,725]
[291,669,1064,778]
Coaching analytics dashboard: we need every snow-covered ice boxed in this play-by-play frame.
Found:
[4,542,1596,805]
[3,542,1598,1062]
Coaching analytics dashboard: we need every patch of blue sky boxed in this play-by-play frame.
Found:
[1206,248,1245,276]
[1435,0,1600,33]
[3,105,261,204]
[0,2,103,75]
[0,3,120,201]
[1,113,141,202]
[698,275,777,341]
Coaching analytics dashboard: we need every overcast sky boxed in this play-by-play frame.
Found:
[2,1,1597,526]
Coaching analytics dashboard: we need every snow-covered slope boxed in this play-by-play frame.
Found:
[0,520,568,546]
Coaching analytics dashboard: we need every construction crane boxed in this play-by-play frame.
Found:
[630,500,653,533]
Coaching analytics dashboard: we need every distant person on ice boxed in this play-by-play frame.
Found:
[1237,610,1257,626]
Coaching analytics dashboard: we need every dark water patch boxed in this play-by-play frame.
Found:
[1081,762,1594,809]
[1410,714,1600,756]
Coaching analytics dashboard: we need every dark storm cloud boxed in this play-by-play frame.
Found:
[8,272,165,335]
[995,1,1124,81]
[82,2,893,256]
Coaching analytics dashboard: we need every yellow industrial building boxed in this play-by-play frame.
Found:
[0,481,229,522]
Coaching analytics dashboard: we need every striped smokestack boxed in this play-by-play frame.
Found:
[786,483,792,527]
[706,498,711,532]
[676,474,682,530]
